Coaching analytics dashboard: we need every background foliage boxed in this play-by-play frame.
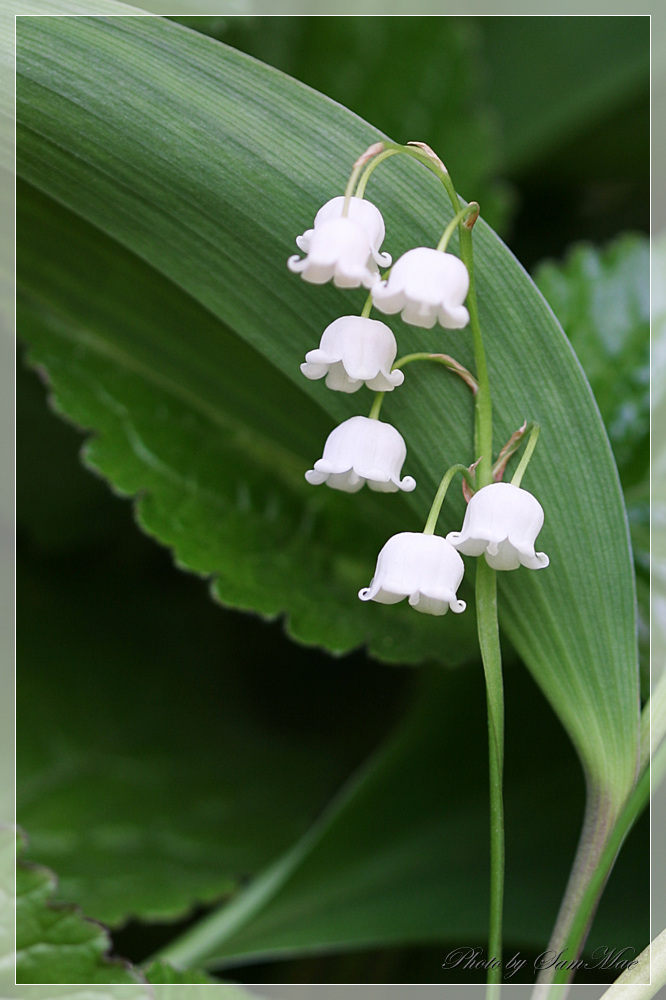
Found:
[17,13,649,986]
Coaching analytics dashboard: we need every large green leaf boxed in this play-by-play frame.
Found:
[169,15,510,230]
[16,14,639,812]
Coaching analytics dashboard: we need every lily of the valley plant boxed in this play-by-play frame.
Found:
[288,140,552,999]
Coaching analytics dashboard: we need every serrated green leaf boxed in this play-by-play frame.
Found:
[12,831,264,990]
[16,10,639,824]
[143,960,216,984]
[16,852,142,985]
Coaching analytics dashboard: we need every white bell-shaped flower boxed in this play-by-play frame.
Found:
[372,247,470,329]
[359,532,466,616]
[301,316,405,394]
[446,482,549,571]
[288,217,380,289]
[305,415,416,493]
[295,196,391,269]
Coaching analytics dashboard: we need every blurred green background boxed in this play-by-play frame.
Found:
[17,14,649,985]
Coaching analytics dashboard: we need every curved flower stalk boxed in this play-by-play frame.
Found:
[301,316,405,393]
[372,247,470,329]
[295,195,391,268]
[359,531,466,616]
[447,482,549,571]
[305,415,416,493]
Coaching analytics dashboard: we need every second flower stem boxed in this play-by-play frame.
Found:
[476,557,505,1000]
[423,464,472,534]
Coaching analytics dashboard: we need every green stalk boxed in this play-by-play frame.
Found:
[476,557,505,1000]
[368,392,385,420]
[392,352,478,394]
[511,423,541,487]
[391,144,505,993]
[423,464,473,535]
[436,203,479,253]
[361,291,374,318]
[341,141,384,215]
[355,147,400,198]
[431,156,505,998]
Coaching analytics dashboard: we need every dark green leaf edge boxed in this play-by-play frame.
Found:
[16,831,235,986]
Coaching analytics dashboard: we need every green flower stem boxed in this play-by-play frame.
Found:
[355,148,400,198]
[368,392,384,420]
[373,141,507,995]
[436,203,480,253]
[423,464,474,535]
[476,557,505,1000]
[342,141,384,215]
[393,352,479,393]
[511,423,541,487]
[361,292,374,318]
[353,149,501,994]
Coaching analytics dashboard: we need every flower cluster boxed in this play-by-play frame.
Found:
[288,156,549,618]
